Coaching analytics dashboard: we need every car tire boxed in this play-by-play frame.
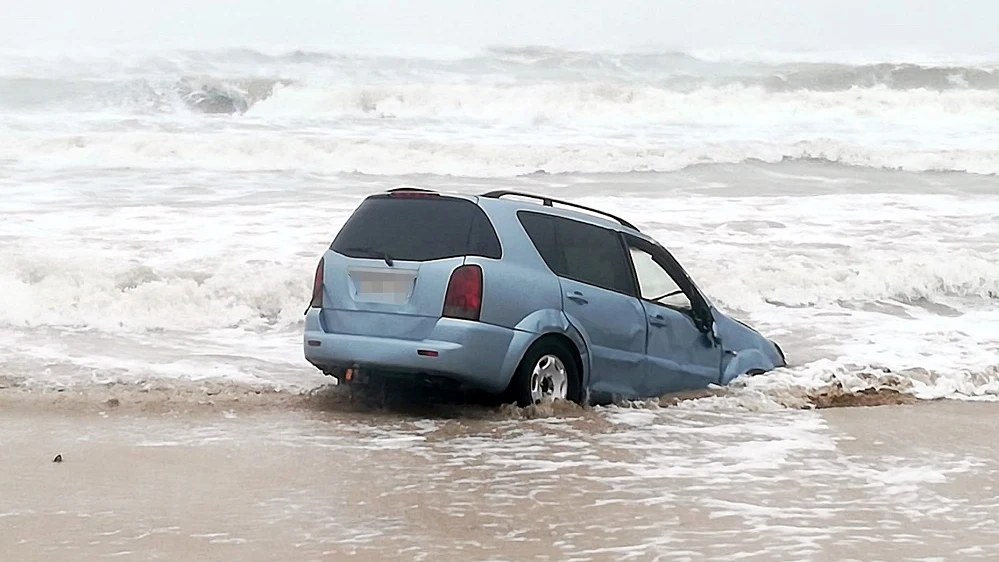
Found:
[512,339,582,407]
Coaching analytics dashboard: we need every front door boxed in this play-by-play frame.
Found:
[624,235,722,395]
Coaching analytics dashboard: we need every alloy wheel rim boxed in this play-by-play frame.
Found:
[529,354,568,404]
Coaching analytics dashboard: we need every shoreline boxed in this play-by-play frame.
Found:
[0,375,942,418]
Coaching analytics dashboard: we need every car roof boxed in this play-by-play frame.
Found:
[375,187,646,238]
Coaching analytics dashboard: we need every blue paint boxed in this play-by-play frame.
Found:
[303,189,785,404]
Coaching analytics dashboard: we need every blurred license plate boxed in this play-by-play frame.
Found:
[350,268,416,304]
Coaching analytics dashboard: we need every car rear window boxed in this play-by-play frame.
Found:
[331,195,502,262]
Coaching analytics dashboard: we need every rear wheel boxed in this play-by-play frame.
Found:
[512,339,581,407]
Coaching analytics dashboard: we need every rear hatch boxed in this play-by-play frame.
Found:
[317,191,501,340]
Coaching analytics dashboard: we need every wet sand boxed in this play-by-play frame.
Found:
[3,394,998,562]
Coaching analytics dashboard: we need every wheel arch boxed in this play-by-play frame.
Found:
[528,332,584,384]
[502,329,590,404]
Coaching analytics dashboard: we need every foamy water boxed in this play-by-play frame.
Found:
[2,45,998,407]
[4,47,999,175]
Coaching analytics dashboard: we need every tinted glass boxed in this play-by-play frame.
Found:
[331,196,501,261]
[517,211,565,274]
[554,217,634,295]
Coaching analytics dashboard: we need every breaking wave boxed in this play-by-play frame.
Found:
[0,254,311,333]
[5,45,999,88]
[6,74,999,117]
[5,46,999,176]
[2,245,996,334]
[243,81,999,121]
[0,76,287,115]
[7,132,999,176]
[5,45,999,116]
[698,250,999,312]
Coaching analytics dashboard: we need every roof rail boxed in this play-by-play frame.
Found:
[480,190,639,231]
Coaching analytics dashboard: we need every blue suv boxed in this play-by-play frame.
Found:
[304,188,786,406]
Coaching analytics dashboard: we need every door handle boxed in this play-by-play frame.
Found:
[649,314,667,327]
[566,291,588,305]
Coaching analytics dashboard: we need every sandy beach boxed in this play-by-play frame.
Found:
[3,391,998,561]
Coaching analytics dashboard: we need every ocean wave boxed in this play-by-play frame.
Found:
[6,132,999,176]
[6,77,999,137]
[0,76,287,114]
[5,75,999,120]
[0,254,312,333]
[479,46,999,91]
[3,45,999,94]
[4,50,999,123]
[695,250,999,312]
[2,244,996,334]
[750,62,999,91]
[244,81,999,120]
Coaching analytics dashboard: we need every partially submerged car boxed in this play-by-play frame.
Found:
[303,188,786,406]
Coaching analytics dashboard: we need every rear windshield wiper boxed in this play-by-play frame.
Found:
[343,246,394,266]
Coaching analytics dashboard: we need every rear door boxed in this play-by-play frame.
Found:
[321,192,501,340]
[623,234,722,394]
[518,211,648,397]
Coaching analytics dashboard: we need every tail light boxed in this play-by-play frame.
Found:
[309,257,324,309]
[443,264,482,321]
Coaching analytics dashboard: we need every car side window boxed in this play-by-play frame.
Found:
[628,246,693,311]
[518,211,565,275]
[553,217,634,295]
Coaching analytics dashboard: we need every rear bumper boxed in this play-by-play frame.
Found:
[302,309,530,394]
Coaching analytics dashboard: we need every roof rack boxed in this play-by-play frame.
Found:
[480,190,639,231]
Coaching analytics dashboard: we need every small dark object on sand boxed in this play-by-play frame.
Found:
[53,454,63,463]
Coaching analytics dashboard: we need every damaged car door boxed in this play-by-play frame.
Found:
[623,234,723,395]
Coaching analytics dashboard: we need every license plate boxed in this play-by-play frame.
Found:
[349,268,416,304]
